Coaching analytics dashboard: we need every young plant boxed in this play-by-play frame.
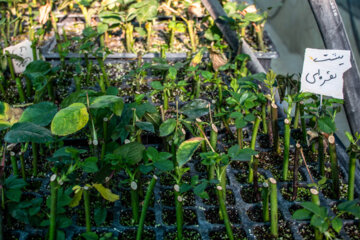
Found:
[344,131,360,200]
[282,95,294,181]
[201,145,257,240]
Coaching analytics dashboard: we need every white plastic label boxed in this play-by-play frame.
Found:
[300,48,352,99]
[3,39,35,74]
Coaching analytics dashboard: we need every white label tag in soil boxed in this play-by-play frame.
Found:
[300,48,352,99]
[3,40,36,74]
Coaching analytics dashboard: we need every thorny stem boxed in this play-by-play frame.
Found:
[262,182,270,222]
[292,143,301,201]
[310,188,323,240]
[217,186,234,240]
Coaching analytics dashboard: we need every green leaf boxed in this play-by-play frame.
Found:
[180,99,210,119]
[310,214,328,233]
[154,160,174,171]
[93,184,119,202]
[81,232,99,240]
[6,189,22,202]
[230,112,243,119]
[23,60,52,91]
[136,121,155,133]
[193,182,207,196]
[57,216,72,228]
[176,137,203,167]
[300,202,325,217]
[90,95,124,116]
[332,218,343,233]
[244,113,255,122]
[159,119,177,137]
[94,207,107,226]
[235,118,247,129]
[292,209,312,220]
[5,122,53,143]
[69,188,83,208]
[150,81,164,90]
[228,146,258,161]
[97,23,108,34]
[114,142,145,165]
[82,157,99,173]
[318,116,336,134]
[5,176,27,189]
[19,102,57,126]
[51,103,89,136]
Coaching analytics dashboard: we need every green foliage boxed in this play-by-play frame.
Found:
[19,102,57,126]
[5,122,53,143]
[176,137,203,167]
[51,103,89,136]
[113,142,145,165]
[159,119,177,137]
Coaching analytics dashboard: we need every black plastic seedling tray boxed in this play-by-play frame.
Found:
[7,129,359,240]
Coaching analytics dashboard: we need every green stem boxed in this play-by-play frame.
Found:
[98,74,106,93]
[49,175,58,240]
[146,22,152,50]
[262,182,269,222]
[100,118,108,162]
[174,189,183,240]
[163,90,168,111]
[85,55,92,85]
[125,23,134,53]
[256,27,265,52]
[47,79,55,101]
[248,117,261,183]
[25,77,32,98]
[10,152,18,176]
[187,20,196,53]
[300,102,307,145]
[84,188,91,232]
[293,102,300,129]
[328,135,339,199]
[194,77,201,99]
[220,165,227,201]
[19,152,26,180]
[292,143,301,201]
[131,181,140,224]
[15,78,26,103]
[282,118,291,181]
[261,103,268,134]
[74,76,81,92]
[348,151,356,200]
[136,175,157,240]
[310,188,323,240]
[217,186,234,240]
[237,128,243,149]
[271,103,280,154]
[318,133,325,177]
[31,142,38,177]
[269,178,278,237]
[97,58,109,87]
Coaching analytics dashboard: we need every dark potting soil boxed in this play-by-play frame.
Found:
[253,219,294,240]
[280,186,311,202]
[246,205,283,223]
[288,204,303,215]
[120,209,155,226]
[240,185,262,204]
[164,229,202,240]
[162,208,197,225]
[202,188,235,206]
[235,170,266,184]
[160,189,196,207]
[118,229,156,240]
[344,223,360,240]
[208,227,247,240]
[204,207,241,224]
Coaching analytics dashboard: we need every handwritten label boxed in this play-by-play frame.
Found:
[300,48,352,99]
[3,40,35,74]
